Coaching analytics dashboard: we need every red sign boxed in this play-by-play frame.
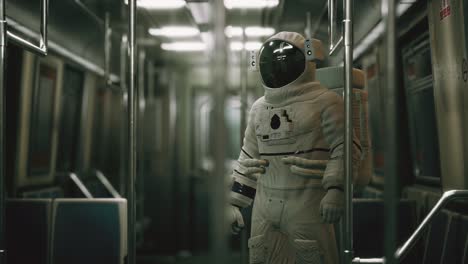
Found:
[440,0,451,20]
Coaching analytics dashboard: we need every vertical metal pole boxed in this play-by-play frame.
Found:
[343,0,354,263]
[0,0,5,261]
[239,10,249,264]
[328,0,336,50]
[384,0,398,263]
[40,0,48,51]
[128,0,137,263]
[137,49,146,247]
[120,34,128,196]
[239,11,247,147]
[104,12,112,85]
[211,0,228,262]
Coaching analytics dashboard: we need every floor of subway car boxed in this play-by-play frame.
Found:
[137,252,242,264]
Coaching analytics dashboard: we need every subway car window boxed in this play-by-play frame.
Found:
[27,59,60,177]
[3,1,468,264]
[401,31,441,185]
[56,65,84,172]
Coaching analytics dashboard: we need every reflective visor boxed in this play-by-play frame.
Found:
[259,40,306,88]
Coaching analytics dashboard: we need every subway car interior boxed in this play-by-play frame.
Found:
[2,0,468,263]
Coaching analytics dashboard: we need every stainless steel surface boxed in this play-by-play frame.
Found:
[395,190,468,260]
[343,0,354,262]
[104,12,112,85]
[119,34,128,197]
[0,0,4,259]
[239,11,248,264]
[6,31,46,55]
[329,0,343,55]
[70,173,93,198]
[211,0,228,262]
[240,11,248,147]
[6,0,48,56]
[96,170,122,198]
[137,49,146,247]
[428,0,468,190]
[384,0,398,263]
[127,0,137,263]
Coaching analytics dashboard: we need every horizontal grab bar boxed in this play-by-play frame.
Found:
[352,189,468,264]
[7,0,48,56]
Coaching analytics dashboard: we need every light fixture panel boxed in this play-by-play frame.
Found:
[161,41,206,52]
[149,26,200,38]
[224,0,279,9]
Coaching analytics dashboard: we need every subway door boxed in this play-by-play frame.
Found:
[142,68,177,254]
[362,49,385,186]
[428,0,468,190]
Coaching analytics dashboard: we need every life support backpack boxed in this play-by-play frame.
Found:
[316,66,372,188]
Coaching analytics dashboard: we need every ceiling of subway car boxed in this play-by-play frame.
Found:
[278,0,328,40]
[5,0,384,74]
[7,0,125,76]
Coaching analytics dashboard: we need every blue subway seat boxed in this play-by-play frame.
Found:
[51,198,127,264]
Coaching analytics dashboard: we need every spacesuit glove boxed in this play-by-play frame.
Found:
[319,188,344,223]
[238,159,269,181]
[281,156,326,179]
[228,205,245,235]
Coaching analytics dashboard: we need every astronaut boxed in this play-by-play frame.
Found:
[228,32,362,264]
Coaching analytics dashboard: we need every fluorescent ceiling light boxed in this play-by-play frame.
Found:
[125,0,186,10]
[245,26,275,37]
[201,32,215,50]
[224,0,279,9]
[149,26,200,38]
[225,26,275,38]
[245,41,262,50]
[225,26,243,38]
[230,41,262,51]
[161,41,206,52]
[230,42,244,51]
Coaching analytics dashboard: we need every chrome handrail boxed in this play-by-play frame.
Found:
[69,172,93,199]
[7,0,48,56]
[352,190,468,264]
[343,0,355,262]
[127,1,137,264]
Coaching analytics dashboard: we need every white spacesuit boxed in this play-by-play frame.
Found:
[228,32,362,264]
